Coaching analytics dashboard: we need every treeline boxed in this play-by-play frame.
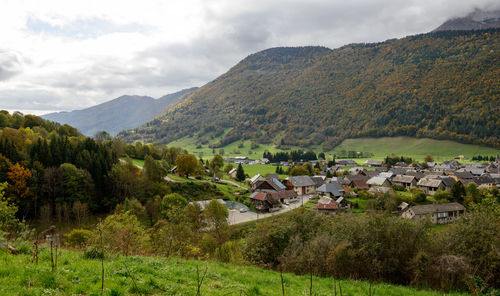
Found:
[244,202,500,293]
[263,150,317,163]
[0,111,217,223]
[384,155,414,165]
[120,29,500,149]
[472,155,497,161]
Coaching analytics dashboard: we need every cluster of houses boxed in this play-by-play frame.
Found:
[245,156,500,224]
[226,156,270,165]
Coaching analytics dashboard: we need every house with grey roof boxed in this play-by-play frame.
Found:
[366,176,391,187]
[316,181,344,198]
[284,175,316,195]
[402,202,466,224]
[391,175,417,189]
[417,178,445,195]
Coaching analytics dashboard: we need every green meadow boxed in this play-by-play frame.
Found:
[166,136,499,162]
[0,249,467,296]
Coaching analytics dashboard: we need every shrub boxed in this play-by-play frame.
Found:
[392,184,406,192]
[83,246,104,260]
[66,229,93,249]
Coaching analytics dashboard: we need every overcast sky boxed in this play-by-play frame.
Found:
[0,0,498,115]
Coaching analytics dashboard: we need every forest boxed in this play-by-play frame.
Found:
[120,29,500,149]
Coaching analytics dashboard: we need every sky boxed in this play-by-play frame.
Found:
[0,0,498,115]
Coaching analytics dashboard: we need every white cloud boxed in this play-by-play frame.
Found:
[0,0,498,114]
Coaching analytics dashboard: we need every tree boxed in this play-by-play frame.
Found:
[236,163,245,181]
[175,154,198,178]
[0,182,20,235]
[424,155,434,163]
[161,193,188,222]
[224,163,234,174]
[144,155,162,182]
[97,211,143,256]
[290,166,309,176]
[204,199,229,244]
[7,163,32,204]
[210,154,224,171]
[450,182,466,202]
[318,152,325,160]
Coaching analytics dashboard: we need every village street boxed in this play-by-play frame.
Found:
[227,195,311,225]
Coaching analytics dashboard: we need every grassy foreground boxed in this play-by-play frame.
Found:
[0,249,466,296]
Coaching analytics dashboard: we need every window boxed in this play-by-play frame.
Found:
[437,212,447,218]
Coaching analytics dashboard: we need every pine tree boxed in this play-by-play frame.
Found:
[236,163,245,182]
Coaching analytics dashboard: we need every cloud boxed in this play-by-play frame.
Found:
[0,50,23,81]
[0,0,498,114]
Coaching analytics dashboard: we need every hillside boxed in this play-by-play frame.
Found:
[119,29,500,149]
[0,250,467,295]
[434,9,500,31]
[43,87,197,136]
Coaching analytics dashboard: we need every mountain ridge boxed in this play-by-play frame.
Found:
[43,87,198,136]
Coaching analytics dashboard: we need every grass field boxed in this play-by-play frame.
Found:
[329,137,500,161]
[166,136,499,162]
[0,249,467,296]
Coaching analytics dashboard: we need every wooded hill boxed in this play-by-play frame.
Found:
[43,87,197,136]
[119,29,500,149]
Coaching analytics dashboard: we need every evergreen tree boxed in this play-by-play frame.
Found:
[236,163,245,181]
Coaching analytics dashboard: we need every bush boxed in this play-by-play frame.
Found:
[83,246,104,260]
[414,192,427,203]
[66,229,93,249]
[392,184,406,192]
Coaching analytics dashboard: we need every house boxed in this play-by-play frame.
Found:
[284,176,316,195]
[250,174,265,189]
[417,178,445,195]
[249,192,281,212]
[401,202,466,224]
[391,175,417,189]
[348,167,366,175]
[389,168,407,175]
[440,177,456,191]
[449,171,474,181]
[311,176,326,188]
[349,179,369,190]
[364,160,383,167]
[336,160,358,166]
[316,181,344,198]
[254,178,286,192]
[316,196,350,214]
[367,176,391,187]
[249,190,298,211]
[228,168,237,178]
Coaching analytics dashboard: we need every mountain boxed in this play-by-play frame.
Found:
[43,87,198,136]
[119,29,500,149]
[434,9,500,31]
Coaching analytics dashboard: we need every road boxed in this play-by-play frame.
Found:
[227,195,311,225]
[218,179,248,190]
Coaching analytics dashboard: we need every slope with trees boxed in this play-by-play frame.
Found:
[120,29,500,149]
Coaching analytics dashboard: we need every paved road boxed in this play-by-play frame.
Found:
[218,179,248,190]
[227,195,311,225]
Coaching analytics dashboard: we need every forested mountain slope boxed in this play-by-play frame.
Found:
[120,30,500,149]
[43,87,197,136]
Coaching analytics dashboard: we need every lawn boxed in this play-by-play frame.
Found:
[0,249,467,296]
[241,163,287,178]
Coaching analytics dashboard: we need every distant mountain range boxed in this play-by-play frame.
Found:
[43,87,198,136]
[434,9,500,31]
[119,29,500,149]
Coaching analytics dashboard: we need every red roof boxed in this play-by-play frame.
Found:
[317,200,339,210]
[251,192,267,201]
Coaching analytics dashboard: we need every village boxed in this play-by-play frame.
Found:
[199,154,500,225]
